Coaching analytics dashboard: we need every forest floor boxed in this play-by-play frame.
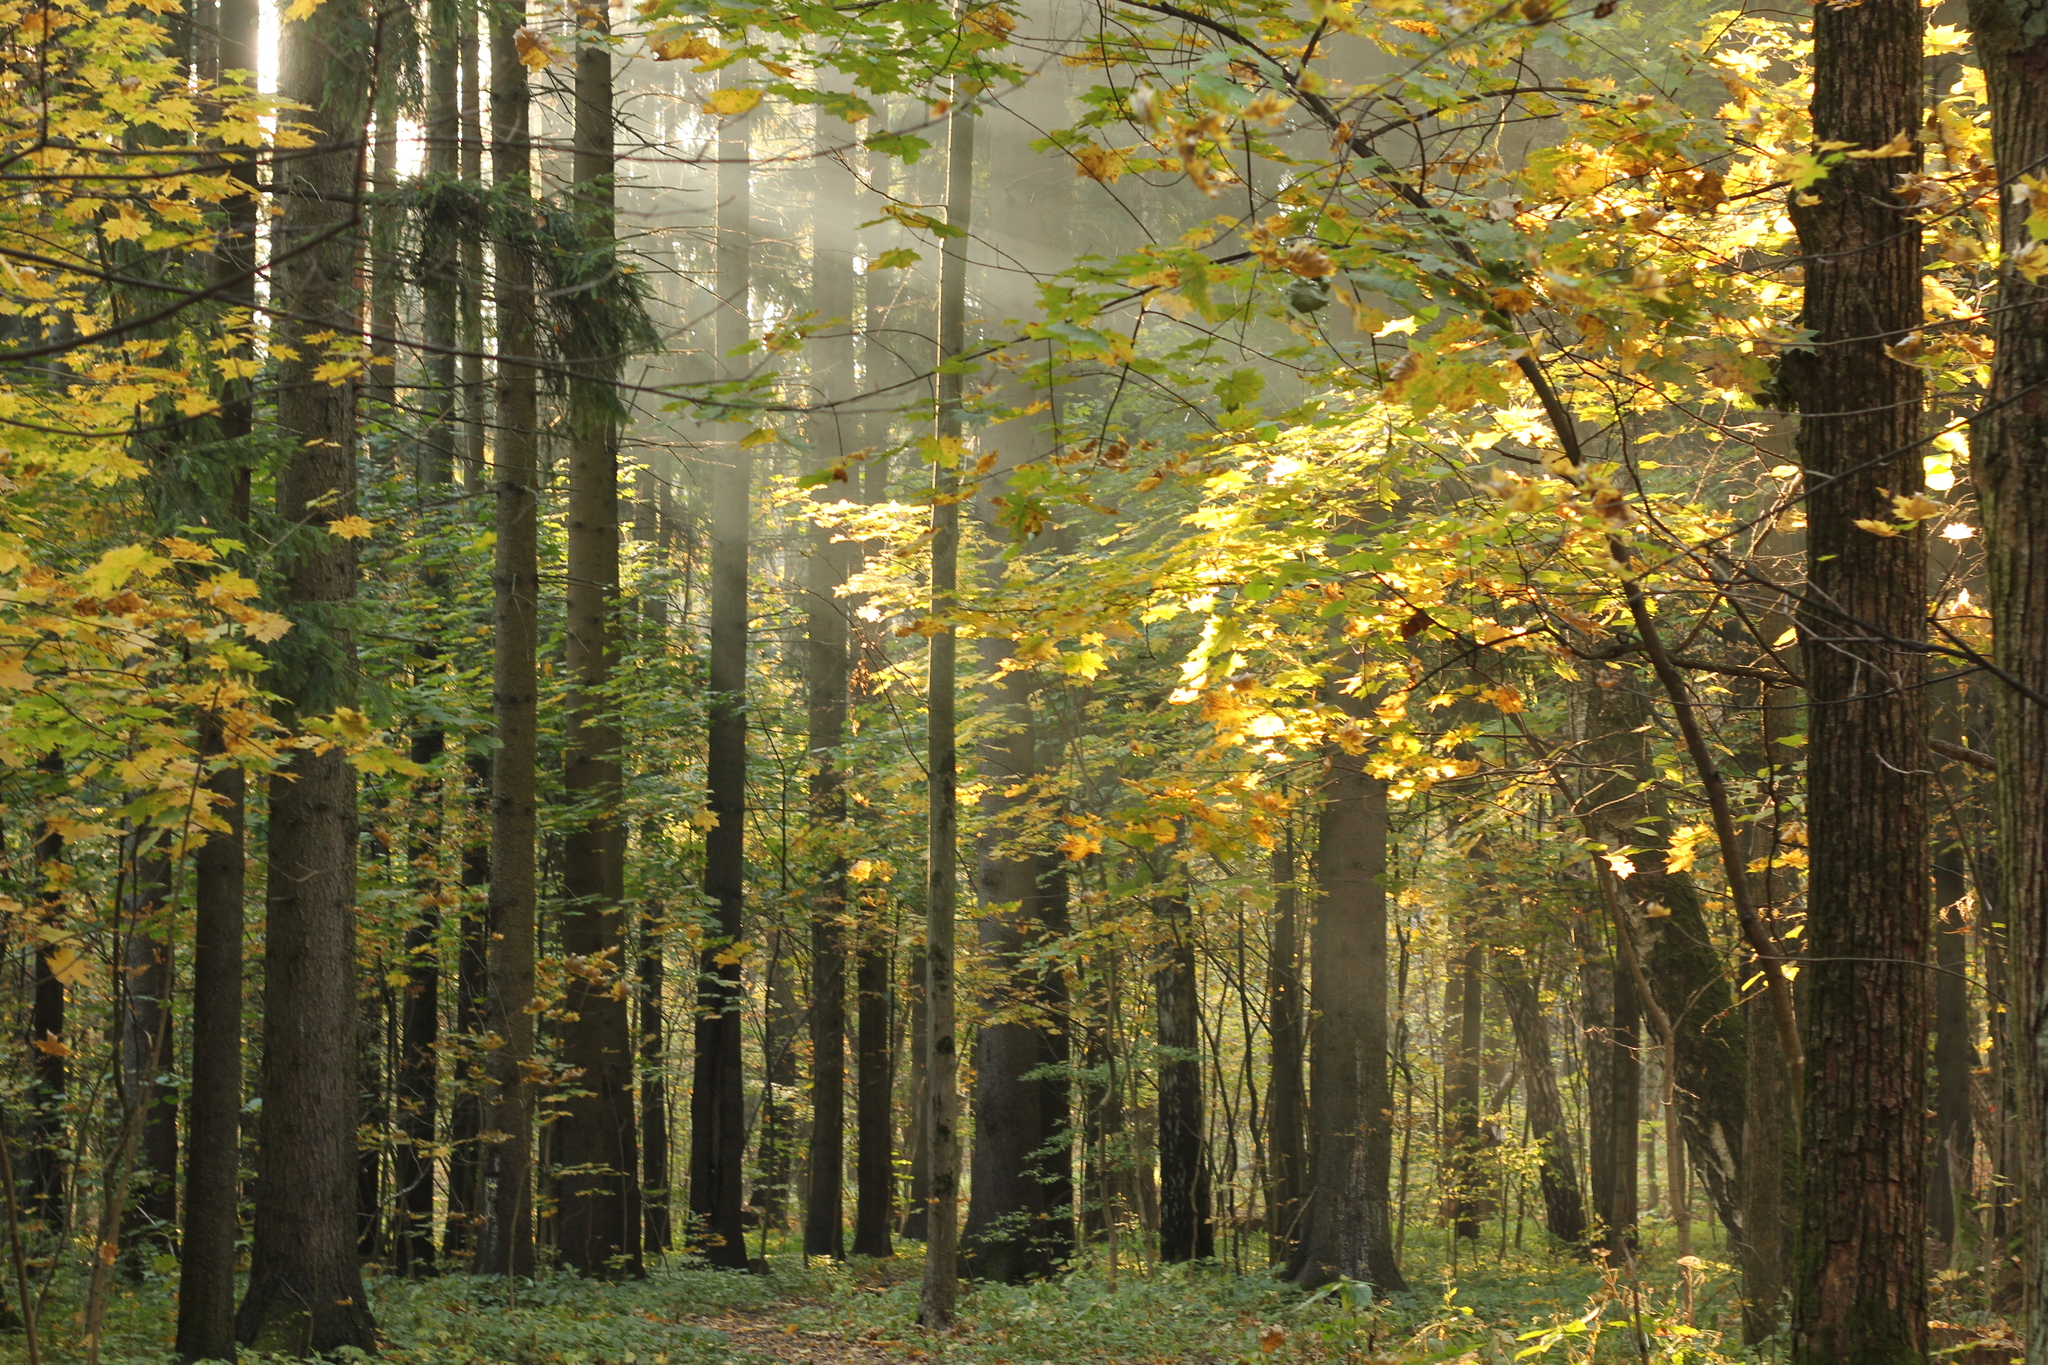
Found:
[35,1217,2018,1365]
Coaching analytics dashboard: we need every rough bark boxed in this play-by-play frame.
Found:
[1291,742,1403,1289]
[1964,0,2048,1340]
[1787,0,1929,1353]
[1573,911,1637,1257]
[234,0,374,1342]
[852,885,894,1257]
[1442,940,1491,1241]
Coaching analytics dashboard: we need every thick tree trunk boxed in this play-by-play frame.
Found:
[556,14,640,1276]
[445,753,490,1261]
[1265,832,1308,1266]
[1291,741,1403,1288]
[235,0,375,1343]
[1496,954,1587,1249]
[963,655,1057,1281]
[690,102,752,1271]
[1153,887,1212,1264]
[1964,0,2048,1341]
[477,0,539,1278]
[1788,0,1929,1354]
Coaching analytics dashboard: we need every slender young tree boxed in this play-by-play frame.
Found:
[689,99,753,1272]
[1265,830,1307,1265]
[918,82,974,1329]
[476,0,540,1278]
[1787,0,1930,1354]
[235,0,376,1343]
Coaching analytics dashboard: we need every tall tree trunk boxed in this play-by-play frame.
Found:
[177,0,256,1340]
[917,81,972,1328]
[1265,830,1308,1266]
[1153,886,1212,1264]
[556,11,640,1277]
[852,872,895,1257]
[1496,954,1587,1249]
[1964,0,2048,1341]
[1034,856,1075,1268]
[1788,0,1928,1354]
[963,653,1056,1281]
[1291,737,1403,1288]
[458,0,486,491]
[397,0,462,1269]
[802,193,855,1262]
[477,0,539,1277]
[639,895,671,1257]
[235,0,375,1343]
[689,100,753,1272]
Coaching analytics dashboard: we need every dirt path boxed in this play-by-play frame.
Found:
[696,1308,926,1365]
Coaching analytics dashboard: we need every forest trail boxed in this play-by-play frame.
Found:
[696,1305,921,1365]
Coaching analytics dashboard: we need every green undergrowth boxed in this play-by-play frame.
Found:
[769,1223,1758,1365]
[1,1221,1760,1365]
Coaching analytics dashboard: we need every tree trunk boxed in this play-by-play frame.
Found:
[963,652,1057,1281]
[689,99,752,1272]
[1442,940,1490,1241]
[477,0,539,1277]
[177,0,256,1340]
[1963,0,2048,1342]
[1788,0,1929,1353]
[446,752,490,1261]
[1153,887,1212,1264]
[1291,741,1403,1289]
[852,879,894,1257]
[1496,954,1587,1249]
[556,11,640,1277]
[639,901,672,1256]
[1573,911,1637,1257]
[1265,831,1308,1266]
[1572,668,1748,1244]
[802,190,855,1262]
[917,83,972,1328]
[234,0,375,1343]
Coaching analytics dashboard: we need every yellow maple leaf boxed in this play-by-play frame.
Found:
[702,88,763,116]
[311,358,362,386]
[326,515,375,540]
[514,25,555,68]
[101,204,148,242]
[1854,518,1902,537]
